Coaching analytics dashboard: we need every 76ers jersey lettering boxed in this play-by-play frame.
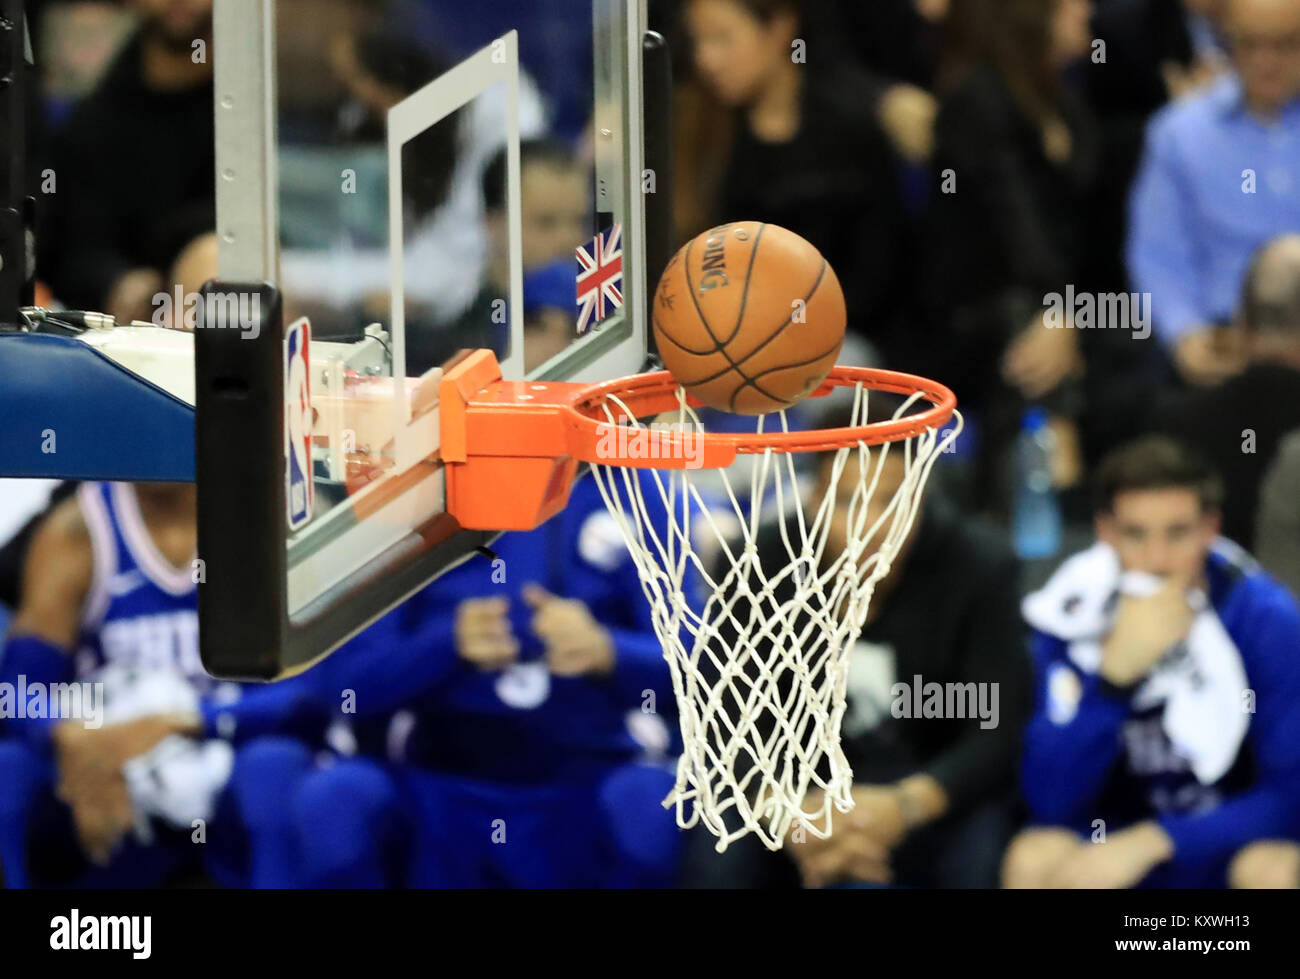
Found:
[99,609,202,676]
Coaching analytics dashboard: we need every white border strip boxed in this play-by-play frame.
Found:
[387,31,523,471]
[214,0,279,282]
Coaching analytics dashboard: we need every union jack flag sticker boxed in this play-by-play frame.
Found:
[576,223,623,334]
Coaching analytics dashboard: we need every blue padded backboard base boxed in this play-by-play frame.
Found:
[0,332,194,481]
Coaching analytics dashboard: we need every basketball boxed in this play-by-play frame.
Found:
[652,221,846,415]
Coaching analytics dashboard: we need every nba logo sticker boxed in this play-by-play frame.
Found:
[285,317,313,531]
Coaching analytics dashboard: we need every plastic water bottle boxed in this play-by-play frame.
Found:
[1013,407,1062,560]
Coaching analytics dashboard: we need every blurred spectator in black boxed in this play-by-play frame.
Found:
[672,0,908,345]
[1084,0,1229,296]
[806,0,948,165]
[1256,430,1300,600]
[1127,0,1300,387]
[919,0,1098,514]
[1089,0,1228,121]
[38,0,215,321]
[681,398,1032,889]
[828,0,946,91]
[658,0,945,166]
[1152,234,1300,549]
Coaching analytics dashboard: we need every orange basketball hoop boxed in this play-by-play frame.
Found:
[439,348,962,851]
[439,349,957,531]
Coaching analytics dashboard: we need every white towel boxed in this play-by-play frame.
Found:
[1023,542,1249,784]
[122,736,234,837]
[88,666,234,837]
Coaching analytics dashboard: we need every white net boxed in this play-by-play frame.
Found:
[590,384,961,851]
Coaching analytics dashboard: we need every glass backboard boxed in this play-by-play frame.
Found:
[199,0,667,678]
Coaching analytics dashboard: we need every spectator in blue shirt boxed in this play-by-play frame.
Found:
[1127,0,1300,386]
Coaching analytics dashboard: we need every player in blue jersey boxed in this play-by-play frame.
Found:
[0,481,325,887]
[1004,436,1300,888]
[215,469,685,888]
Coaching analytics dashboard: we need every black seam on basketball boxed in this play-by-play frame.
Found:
[728,377,793,413]
[742,335,843,382]
[683,234,730,356]
[737,259,829,362]
[652,251,720,354]
[725,223,767,345]
[682,226,768,395]
[672,259,831,387]
[658,316,788,405]
[728,335,842,412]
[653,313,721,355]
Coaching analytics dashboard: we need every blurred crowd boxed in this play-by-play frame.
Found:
[2,0,1300,890]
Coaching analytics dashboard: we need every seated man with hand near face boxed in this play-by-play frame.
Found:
[1006,436,1300,889]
